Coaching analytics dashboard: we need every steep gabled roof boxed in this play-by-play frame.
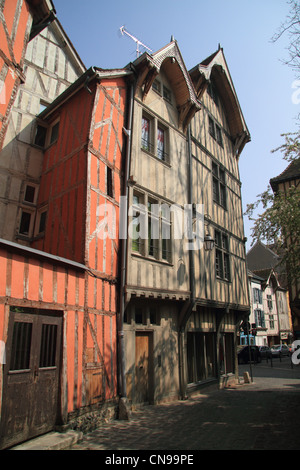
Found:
[130,40,201,131]
[270,158,300,192]
[189,47,250,156]
[247,240,280,272]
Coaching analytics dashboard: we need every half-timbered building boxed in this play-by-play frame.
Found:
[121,42,250,405]
[0,0,251,447]
[270,159,300,340]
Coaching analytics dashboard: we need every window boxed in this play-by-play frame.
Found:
[269,314,275,329]
[161,204,171,262]
[49,121,59,145]
[141,113,169,163]
[106,167,113,198]
[212,162,226,209]
[150,308,158,325]
[34,124,47,147]
[19,211,33,236]
[208,116,223,146]
[208,117,215,139]
[131,192,172,262]
[254,309,265,328]
[39,324,57,367]
[253,288,263,304]
[216,124,223,146]
[135,308,144,324]
[24,184,36,204]
[207,82,218,106]
[215,230,230,281]
[187,332,216,383]
[267,294,273,310]
[131,193,145,254]
[152,79,161,94]
[132,306,160,326]
[163,85,172,103]
[39,100,48,114]
[157,126,168,161]
[10,321,32,370]
[148,198,159,258]
[141,116,152,152]
[38,209,47,234]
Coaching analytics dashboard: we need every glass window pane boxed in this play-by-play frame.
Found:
[39,324,57,368]
[19,211,31,235]
[10,322,32,370]
[157,127,165,160]
[142,117,150,150]
[50,122,59,144]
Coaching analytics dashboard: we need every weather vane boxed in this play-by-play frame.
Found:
[119,26,152,58]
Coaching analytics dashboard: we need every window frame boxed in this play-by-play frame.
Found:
[18,209,35,238]
[208,115,223,147]
[106,166,114,198]
[212,162,227,209]
[214,229,231,282]
[141,111,170,164]
[49,120,59,145]
[131,190,172,263]
[34,207,48,236]
[34,123,47,148]
[254,309,266,328]
[23,183,38,205]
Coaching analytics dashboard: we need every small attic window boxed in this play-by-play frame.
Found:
[163,85,172,103]
[152,79,161,94]
[207,82,218,106]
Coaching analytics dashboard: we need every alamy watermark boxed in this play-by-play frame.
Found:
[0,340,6,365]
[291,340,300,365]
[91,199,206,251]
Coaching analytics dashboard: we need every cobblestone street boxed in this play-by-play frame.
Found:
[70,358,300,451]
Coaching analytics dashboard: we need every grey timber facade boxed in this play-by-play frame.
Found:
[122,42,250,405]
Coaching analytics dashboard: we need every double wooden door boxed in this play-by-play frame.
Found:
[0,310,62,449]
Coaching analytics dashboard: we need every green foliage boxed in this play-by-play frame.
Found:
[272,131,300,162]
[245,181,300,283]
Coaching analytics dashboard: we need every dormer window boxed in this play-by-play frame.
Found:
[152,79,161,94]
[163,85,172,103]
[207,82,218,106]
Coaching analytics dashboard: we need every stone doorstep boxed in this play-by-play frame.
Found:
[9,430,83,451]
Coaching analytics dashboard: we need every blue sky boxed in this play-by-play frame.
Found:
[53,0,298,250]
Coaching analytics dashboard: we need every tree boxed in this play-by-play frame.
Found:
[245,1,300,285]
[245,182,300,284]
[272,0,300,78]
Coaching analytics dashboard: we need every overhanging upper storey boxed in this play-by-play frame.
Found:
[130,40,201,132]
[189,48,250,157]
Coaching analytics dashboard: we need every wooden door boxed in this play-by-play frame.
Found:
[0,310,62,449]
[135,332,151,404]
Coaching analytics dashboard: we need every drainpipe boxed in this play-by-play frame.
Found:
[178,124,196,399]
[118,68,136,407]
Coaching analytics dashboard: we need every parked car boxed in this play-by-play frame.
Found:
[258,345,272,359]
[238,345,262,364]
[270,344,291,357]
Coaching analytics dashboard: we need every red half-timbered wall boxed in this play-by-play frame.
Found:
[0,68,127,444]
[32,84,95,262]
[0,243,117,424]
[87,77,126,278]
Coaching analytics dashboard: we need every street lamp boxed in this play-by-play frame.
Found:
[204,231,214,251]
